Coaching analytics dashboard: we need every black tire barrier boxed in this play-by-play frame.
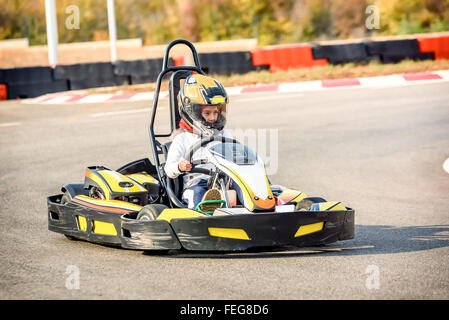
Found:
[365,39,434,63]
[0,66,53,85]
[113,58,174,84]
[7,80,69,99]
[54,62,116,81]
[114,58,162,76]
[312,42,370,64]
[54,62,131,90]
[0,66,68,99]
[69,76,129,90]
[199,51,257,76]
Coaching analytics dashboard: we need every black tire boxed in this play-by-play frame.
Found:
[64,234,78,241]
[143,249,170,255]
[137,204,170,254]
[60,192,77,240]
[61,191,72,205]
[137,204,168,221]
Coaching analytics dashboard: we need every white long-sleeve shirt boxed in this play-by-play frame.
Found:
[164,129,233,189]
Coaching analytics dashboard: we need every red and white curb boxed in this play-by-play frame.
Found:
[22,91,165,105]
[22,70,449,105]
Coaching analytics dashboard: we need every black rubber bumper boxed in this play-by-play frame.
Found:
[48,195,354,252]
[169,209,355,251]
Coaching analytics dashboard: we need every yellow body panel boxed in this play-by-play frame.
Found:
[294,222,324,237]
[98,170,146,194]
[77,216,87,231]
[85,170,112,200]
[92,220,117,236]
[319,201,346,211]
[157,208,205,223]
[126,173,159,185]
[208,227,250,240]
[292,192,307,203]
[278,189,307,203]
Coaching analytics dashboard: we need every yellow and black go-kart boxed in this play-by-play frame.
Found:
[47,39,355,253]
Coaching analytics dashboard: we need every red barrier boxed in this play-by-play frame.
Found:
[172,55,184,66]
[251,44,327,72]
[417,35,449,60]
[0,84,7,100]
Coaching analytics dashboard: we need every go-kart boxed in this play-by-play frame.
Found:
[47,39,355,252]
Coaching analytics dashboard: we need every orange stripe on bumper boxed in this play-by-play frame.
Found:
[72,198,135,214]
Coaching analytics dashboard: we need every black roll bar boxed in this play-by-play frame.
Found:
[148,39,205,208]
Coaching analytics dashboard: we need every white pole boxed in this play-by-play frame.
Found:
[45,0,59,67]
[107,0,118,63]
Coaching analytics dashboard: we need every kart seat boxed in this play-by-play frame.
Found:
[160,141,185,203]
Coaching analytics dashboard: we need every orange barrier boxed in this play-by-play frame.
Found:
[251,44,327,72]
[0,84,7,100]
[172,55,184,66]
[417,35,449,60]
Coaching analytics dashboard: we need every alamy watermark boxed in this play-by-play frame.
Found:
[365,5,380,30]
[65,265,80,290]
[365,265,380,290]
[65,5,80,30]
[224,128,278,175]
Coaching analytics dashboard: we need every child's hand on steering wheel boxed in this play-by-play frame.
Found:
[178,158,192,172]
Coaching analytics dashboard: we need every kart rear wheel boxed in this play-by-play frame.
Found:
[295,197,326,211]
[61,191,72,205]
[137,204,168,221]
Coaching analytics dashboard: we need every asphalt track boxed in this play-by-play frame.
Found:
[0,81,448,300]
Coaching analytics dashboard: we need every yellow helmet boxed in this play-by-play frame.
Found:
[178,74,228,136]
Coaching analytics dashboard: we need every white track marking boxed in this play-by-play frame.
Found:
[358,75,406,87]
[225,86,244,95]
[278,81,322,92]
[0,122,21,128]
[129,92,154,101]
[443,158,449,175]
[433,70,449,80]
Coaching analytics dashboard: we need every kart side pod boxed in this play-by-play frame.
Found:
[83,166,160,206]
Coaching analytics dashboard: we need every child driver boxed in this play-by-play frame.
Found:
[164,74,241,212]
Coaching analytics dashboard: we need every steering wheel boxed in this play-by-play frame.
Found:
[184,136,241,175]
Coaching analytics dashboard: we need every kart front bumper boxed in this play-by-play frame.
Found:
[164,209,354,251]
[48,194,354,252]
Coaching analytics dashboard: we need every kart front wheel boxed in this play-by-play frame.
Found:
[137,204,170,254]
[137,204,168,221]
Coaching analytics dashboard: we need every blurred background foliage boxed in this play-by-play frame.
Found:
[0,0,448,46]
